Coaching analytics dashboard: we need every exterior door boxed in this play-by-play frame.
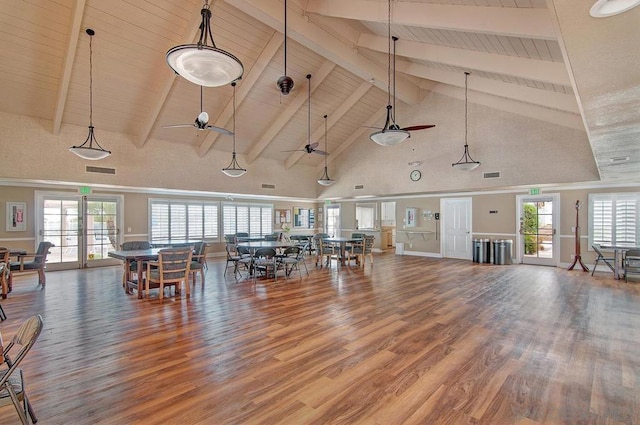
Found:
[325,205,340,237]
[442,198,473,259]
[36,192,123,270]
[516,194,559,266]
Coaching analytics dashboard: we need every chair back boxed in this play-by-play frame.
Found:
[157,248,192,280]
[625,249,640,259]
[224,234,238,244]
[254,248,277,259]
[34,242,54,264]
[193,242,208,262]
[0,247,9,264]
[351,233,365,240]
[121,241,151,251]
[363,235,375,253]
[264,235,279,241]
[281,246,300,258]
[1,314,43,380]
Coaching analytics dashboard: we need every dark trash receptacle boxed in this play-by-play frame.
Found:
[493,239,513,265]
[473,239,491,263]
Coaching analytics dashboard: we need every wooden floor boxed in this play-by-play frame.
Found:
[1,252,640,425]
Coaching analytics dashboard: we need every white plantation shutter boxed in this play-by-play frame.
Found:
[222,202,273,237]
[590,194,638,246]
[150,200,219,242]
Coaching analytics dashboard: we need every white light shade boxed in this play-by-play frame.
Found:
[590,0,640,17]
[221,167,247,177]
[69,146,111,160]
[167,45,244,87]
[452,161,480,171]
[370,129,410,146]
[317,178,335,186]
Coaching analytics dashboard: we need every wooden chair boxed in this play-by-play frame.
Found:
[190,242,208,285]
[349,236,375,267]
[9,242,55,288]
[0,314,44,424]
[0,263,6,320]
[145,248,192,301]
[591,244,615,276]
[120,241,152,284]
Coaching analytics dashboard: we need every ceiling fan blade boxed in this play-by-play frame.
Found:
[401,124,436,131]
[312,150,328,156]
[205,125,234,136]
[362,125,383,130]
[281,149,304,153]
[309,142,320,150]
[162,124,195,129]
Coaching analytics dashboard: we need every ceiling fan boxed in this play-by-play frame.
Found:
[369,0,435,146]
[282,74,328,156]
[163,86,233,136]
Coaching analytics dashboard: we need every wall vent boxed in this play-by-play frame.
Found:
[86,166,116,175]
[355,185,364,190]
[483,171,501,179]
[261,184,275,189]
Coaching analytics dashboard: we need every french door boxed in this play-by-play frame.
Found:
[516,194,559,266]
[36,192,123,270]
[325,205,340,237]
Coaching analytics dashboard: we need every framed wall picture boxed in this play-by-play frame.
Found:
[6,202,26,232]
[275,209,291,224]
[405,207,417,228]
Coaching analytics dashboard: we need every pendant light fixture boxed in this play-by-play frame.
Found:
[452,72,481,171]
[69,29,111,161]
[317,115,335,186]
[276,0,294,95]
[221,81,247,177]
[166,1,244,87]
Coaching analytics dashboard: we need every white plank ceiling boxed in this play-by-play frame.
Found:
[0,0,638,181]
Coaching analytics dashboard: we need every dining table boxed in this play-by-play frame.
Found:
[108,248,162,298]
[322,237,363,265]
[599,244,640,279]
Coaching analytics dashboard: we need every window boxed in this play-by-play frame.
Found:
[356,203,377,230]
[222,202,273,238]
[150,199,219,243]
[589,193,639,246]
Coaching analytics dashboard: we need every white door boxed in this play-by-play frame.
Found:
[442,198,472,259]
[325,205,340,237]
[36,192,123,270]
[516,194,559,266]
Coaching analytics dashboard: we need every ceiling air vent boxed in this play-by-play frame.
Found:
[355,185,364,190]
[483,171,501,179]
[86,166,115,175]
[261,184,275,189]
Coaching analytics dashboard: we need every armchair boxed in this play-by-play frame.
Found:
[9,241,55,288]
[145,248,192,300]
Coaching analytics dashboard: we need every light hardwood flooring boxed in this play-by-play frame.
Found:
[1,253,639,424]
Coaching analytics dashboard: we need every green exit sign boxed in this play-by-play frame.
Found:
[529,188,541,195]
[79,186,92,195]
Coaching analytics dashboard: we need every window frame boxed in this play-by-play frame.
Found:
[356,202,377,230]
[222,202,273,238]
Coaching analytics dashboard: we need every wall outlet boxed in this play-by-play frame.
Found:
[127,227,132,233]
[571,226,576,232]
[409,243,413,248]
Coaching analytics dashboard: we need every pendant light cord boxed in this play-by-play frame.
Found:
[89,32,93,127]
[232,81,237,153]
[387,0,391,107]
[284,0,288,74]
[464,71,469,147]
[307,74,311,146]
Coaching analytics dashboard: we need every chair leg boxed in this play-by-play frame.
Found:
[0,303,6,321]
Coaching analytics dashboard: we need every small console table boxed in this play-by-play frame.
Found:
[400,231,434,241]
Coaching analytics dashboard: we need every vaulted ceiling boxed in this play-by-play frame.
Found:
[1,0,638,184]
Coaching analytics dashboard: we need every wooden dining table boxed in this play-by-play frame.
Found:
[108,248,162,298]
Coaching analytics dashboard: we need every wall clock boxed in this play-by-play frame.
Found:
[410,170,421,181]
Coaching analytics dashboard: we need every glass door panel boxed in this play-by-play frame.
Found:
[41,197,81,269]
[518,195,559,266]
[85,197,121,267]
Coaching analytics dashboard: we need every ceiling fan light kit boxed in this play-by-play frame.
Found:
[277,0,294,95]
[222,81,247,177]
[317,114,335,186]
[452,72,480,171]
[163,86,233,135]
[166,1,243,87]
[70,29,111,161]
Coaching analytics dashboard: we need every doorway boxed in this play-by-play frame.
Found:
[516,194,559,266]
[36,192,123,270]
[325,204,340,237]
[441,198,472,259]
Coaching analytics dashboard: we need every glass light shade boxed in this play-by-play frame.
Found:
[221,153,247,177]
[166,45,244,87]
[590,0,640,17]
[370,129,410,146]
[69,146,111,160]
[452,161,480,171]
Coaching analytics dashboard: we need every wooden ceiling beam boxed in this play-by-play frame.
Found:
[52,0,87,135]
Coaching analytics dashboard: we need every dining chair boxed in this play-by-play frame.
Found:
[120,241,152,283]
[251,248,278,283]
[0,263,7,320]
[277,246,308,281]
[224,243,242,278]
[623,249,640,282]
[145,248,192,300]
[0,314,44,425]
[351,236,375,267]
[591,244,615,276]
[190,242,208,285]
[312,235,334,268]
[9,241,55,288]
